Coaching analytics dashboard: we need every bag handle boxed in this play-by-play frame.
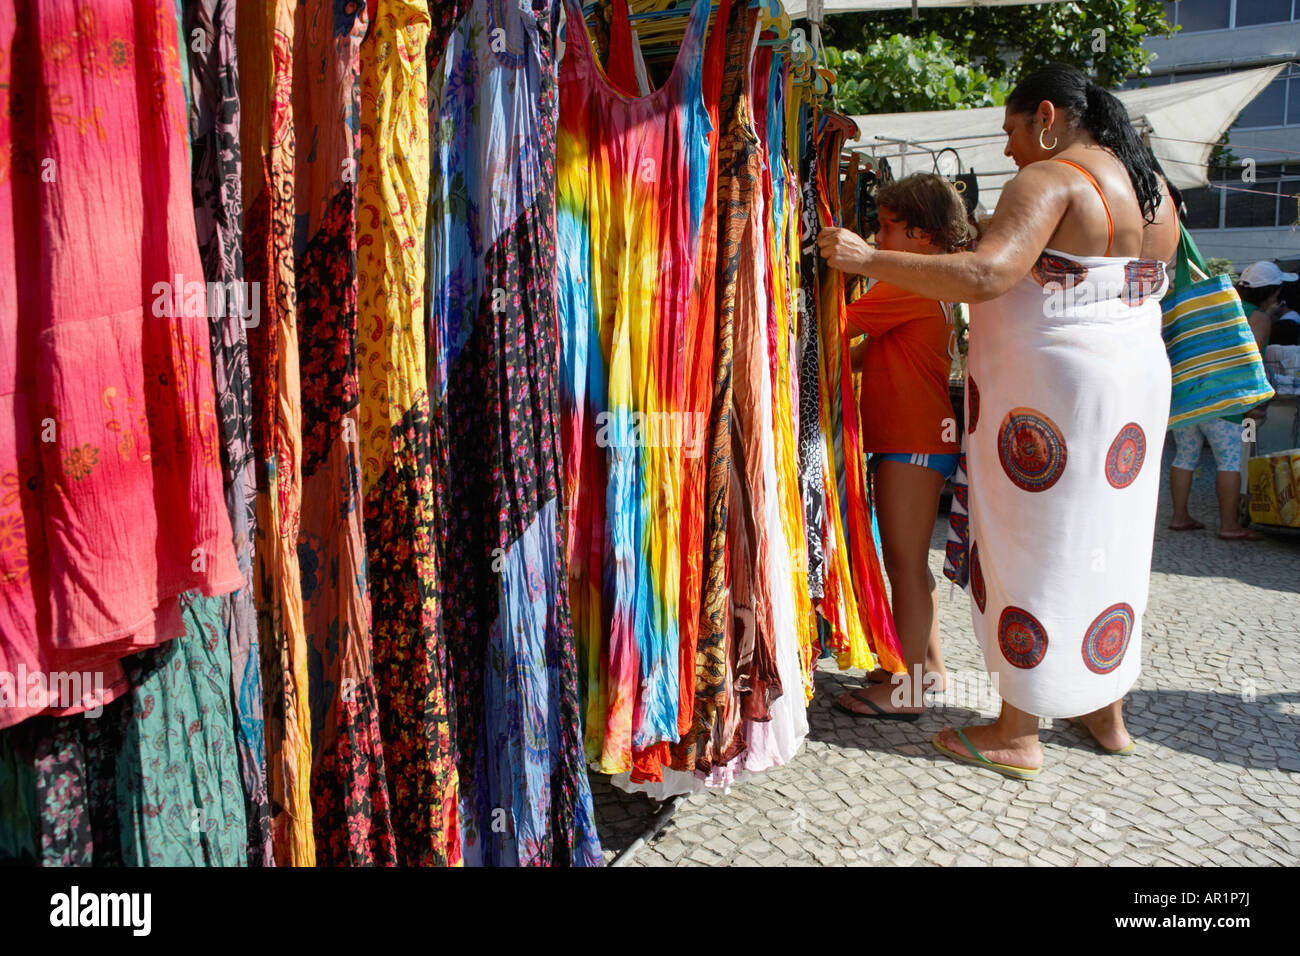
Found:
[1175,222,1212,288]
[932,146,963,177]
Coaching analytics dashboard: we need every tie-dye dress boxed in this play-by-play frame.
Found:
[557,0,714,775]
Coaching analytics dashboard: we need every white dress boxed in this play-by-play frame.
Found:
[952,246,1170,718]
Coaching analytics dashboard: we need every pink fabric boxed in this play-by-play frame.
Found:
[0,0,240,728]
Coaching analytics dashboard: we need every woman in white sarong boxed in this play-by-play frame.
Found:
[818,63,1180,778]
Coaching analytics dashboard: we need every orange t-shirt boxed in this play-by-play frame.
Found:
[845,280,959,455]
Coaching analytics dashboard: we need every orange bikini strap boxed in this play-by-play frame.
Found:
[1054,158,1114,256]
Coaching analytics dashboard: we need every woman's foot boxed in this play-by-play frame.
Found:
[1070,708,1133,754]
[837,680,924,717]
[1218,527,1264,540]
[933,723,1043,772]
[1168,517,1205,530]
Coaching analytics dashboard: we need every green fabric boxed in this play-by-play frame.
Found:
[117,593,248,866]
[1173,222,1211,290]
[0,727,39,863]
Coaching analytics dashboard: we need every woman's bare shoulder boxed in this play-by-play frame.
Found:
[1141,175,1180,263]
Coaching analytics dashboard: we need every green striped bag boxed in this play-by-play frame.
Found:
[1161,224,1273,429]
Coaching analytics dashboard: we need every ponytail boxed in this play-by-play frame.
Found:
[1082,82,1161,223]
[1007,62,1163,223]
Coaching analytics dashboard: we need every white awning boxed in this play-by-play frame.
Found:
[844,65,1287,208]
[786,0,1062,15]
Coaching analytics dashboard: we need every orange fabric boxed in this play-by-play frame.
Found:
[846,281,958,455]
[1054,158,1114,256]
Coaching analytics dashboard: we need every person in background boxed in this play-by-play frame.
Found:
[1238,260,1297,353]
[834,174,973,720]
[1167,417,1260,539]
[1268,279,1300,347]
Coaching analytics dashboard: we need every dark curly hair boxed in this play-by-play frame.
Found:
[1006,62,1163,223]
[876,173,976,253]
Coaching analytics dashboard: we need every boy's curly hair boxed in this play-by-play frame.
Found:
[876,173,976,253]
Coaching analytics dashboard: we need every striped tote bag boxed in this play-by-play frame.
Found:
[1161,224,1274,429]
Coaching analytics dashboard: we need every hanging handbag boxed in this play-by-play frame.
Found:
[1162,223,1274,429]
[933,147,979,216]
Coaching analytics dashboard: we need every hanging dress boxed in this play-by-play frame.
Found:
[429,0,600,867]
[0,0,247,866]
[238,0,316,867]
[356,0,460,866]
[291,0,397,866]
[184,0,274,867]
[818,113,904,675]
[958,159,1170,718]
[557,0,713,774]
[0,0,241,730]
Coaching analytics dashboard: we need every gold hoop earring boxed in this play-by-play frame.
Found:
[1039,127,1058,151]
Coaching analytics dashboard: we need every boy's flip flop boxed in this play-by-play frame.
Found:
[834,688,922,722]
[931,727,1040,780]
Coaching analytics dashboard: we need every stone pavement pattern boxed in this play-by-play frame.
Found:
[589,435,1300,866]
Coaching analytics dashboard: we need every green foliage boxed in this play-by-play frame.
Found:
[824,0,1175,115]
[823,35,1009,114]
[1205,258,1235,279]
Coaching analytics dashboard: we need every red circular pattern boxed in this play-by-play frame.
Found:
[998,407,1067,492]
[1082,603,1134,674]
[1105,423,1145,489]
[997,606,1049,669]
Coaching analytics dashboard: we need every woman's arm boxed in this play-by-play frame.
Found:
[817,162,1070,303]
[1248,309,1273,356]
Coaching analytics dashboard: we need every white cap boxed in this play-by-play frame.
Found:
[1239,260,1299,288]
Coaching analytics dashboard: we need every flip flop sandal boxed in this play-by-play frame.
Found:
[1167,519,1205,531]
[1218,529,1265,540]
[834,688,922,721]
[1066,717,1137,756]
[931,727,1040,780]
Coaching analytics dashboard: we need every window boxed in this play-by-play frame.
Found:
[1282,180,1300,225]
[1174,0,1232,31]
[1235,0,1294,27]
[1231,66,1300,130]
[1182,186,1221,229]
[1163,0,1297,30]
[1193,165,1300,230]
[1233,76,1289,129]
[1225,182,1281,228]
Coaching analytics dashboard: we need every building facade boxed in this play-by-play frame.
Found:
[1126,0,1300,272]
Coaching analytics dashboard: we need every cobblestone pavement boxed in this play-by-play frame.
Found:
[590,430,1300,866]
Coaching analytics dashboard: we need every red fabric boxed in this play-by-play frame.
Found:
[0,0,240,729]
[605,0,642,97]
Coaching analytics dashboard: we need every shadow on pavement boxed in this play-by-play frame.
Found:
[808,669,1300,774]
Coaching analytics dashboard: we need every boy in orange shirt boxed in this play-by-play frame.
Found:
[835,174,973,719]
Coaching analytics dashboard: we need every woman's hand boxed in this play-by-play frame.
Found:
[817,227,874,275]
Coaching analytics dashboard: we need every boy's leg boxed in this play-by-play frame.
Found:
[840,458,946,713]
